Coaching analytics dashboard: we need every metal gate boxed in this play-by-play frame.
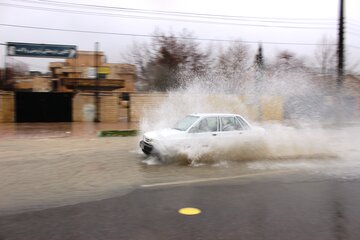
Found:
[15,92,73,122]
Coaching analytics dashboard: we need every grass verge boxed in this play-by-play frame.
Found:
[98,129,138,137]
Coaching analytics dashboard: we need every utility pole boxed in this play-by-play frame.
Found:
[336,0,345,126]
[94,42,100,122]
[255,43,264,121]
[0,43,7,90]
[337,0,345,88]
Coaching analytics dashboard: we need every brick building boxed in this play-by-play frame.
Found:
[0,51,137,123]
[49,51,135,93]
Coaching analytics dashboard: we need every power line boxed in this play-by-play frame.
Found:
[348,31,360,38]
[13,0,338,24]
[347,26,360,33]
[348,45,360,49]
[0,2,337,30]
[26,0,360,32]
[0,23,341,47]
[348,21,360,29]
[349,18,360,25]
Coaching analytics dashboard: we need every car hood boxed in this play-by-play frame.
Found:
[144,128,184,140]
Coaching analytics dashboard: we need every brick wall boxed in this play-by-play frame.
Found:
[0,92,15,122]
[121,74,135,92]
[100,94,119,122]
[73,92,125,122]
[0,91,284,123]
[73,93,96,122]
[33,77,51,92]
[66,51,104,67]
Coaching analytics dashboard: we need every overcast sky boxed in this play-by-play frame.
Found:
[0,0,359,72]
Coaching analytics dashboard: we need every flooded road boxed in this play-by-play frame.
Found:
[0,137,140,215]
[0,124,359,216]
[0,135,263,215]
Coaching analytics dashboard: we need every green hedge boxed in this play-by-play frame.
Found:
[97,129,138,137]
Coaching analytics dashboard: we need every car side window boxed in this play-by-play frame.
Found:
[236,116,250,130]
[221,117,242,131]
[190,117,218,133]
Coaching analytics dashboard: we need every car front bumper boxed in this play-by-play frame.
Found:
[140,140,153,155]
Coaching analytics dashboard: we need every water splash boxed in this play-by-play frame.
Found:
[247,126,360,180]
[139,70,357,165]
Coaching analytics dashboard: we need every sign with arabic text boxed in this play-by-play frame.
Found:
[7,42,77,58]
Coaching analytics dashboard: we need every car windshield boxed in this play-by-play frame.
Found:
[173,115,199,131]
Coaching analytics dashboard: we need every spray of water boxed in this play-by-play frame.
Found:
[139,70,358,165]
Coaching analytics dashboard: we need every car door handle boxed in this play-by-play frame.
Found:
[212,133,217,136]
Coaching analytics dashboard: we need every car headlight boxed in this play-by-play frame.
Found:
[144,136,153,143]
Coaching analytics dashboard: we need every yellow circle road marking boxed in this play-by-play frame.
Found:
[178,207,201,215]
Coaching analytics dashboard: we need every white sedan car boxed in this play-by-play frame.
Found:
[140,113,265,161]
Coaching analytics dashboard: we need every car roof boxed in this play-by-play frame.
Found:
[189,113,243,118]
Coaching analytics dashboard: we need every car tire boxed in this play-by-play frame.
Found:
[142,149,151,156]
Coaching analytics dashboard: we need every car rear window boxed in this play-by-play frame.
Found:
[236,116,250,130]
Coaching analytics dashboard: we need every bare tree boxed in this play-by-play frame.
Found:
[313,36,337,75]
[0,59,29,90]
[215,40,250,75]
[122,40,152,90]
[271,50,308,73]
[122,28,210,91]
[212,40,252,92]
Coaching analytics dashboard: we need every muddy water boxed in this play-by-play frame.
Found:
[0,136,260,215]
[0,126,359,216]
[0,137,138,215]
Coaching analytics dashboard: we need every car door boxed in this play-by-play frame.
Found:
[186,116,219,149]
[217,116,249,141]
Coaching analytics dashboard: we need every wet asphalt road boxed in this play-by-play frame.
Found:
[1,171,360,240]
[1,124,359,239]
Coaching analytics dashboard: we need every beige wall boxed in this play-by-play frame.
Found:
[129,93,169,122]
[105,64,136,92]
[129,93,284,122]
[99,94,119,122]
[119,74,135,92]
[0,92,127,123]
[14,77,51,92]
[0,92,14,122]
[66,51,104,67]
[14,79,33,90]
[33,77,51,92]
[72,93,96,122]
[0,92,285,123]
[73,92,127,122]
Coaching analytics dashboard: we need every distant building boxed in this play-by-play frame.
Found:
[49,51,136,93]
[14,76,52,92]
[10,51,136,93]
